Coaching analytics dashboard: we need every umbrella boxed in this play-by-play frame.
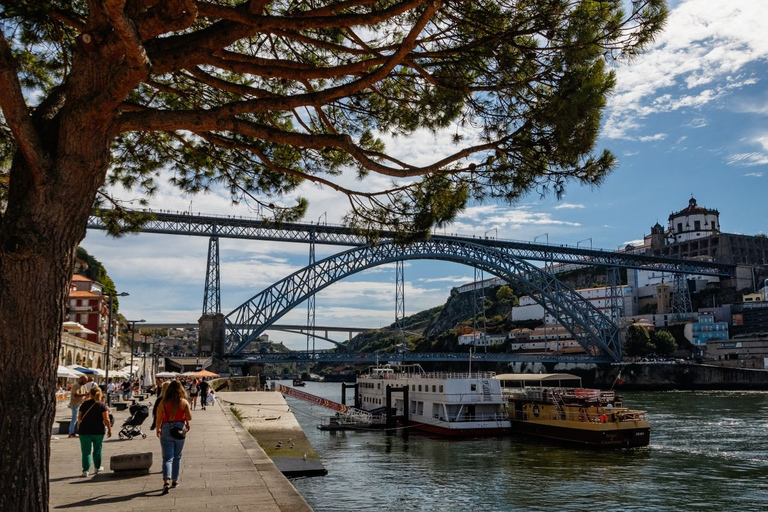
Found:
[156,371,178,378]
[73,366,98,375]
[190,369,219,378]
[65,366,86,377]
[62,321,97,335]
[57,365,80,379]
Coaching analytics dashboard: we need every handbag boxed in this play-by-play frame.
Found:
[170,426,186,440]
[75,402,97,434]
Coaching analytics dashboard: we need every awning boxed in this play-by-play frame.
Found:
[66,366,86,377]
[494,373,582,386]
[57,365,81,379]
[156,371,179,378]
[73,366,98,375]
[190,369,219,378]
[62,321,97,335]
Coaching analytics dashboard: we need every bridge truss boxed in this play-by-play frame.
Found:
[87,209,737,365]
[88,210,734,276]
[224,238,623,361]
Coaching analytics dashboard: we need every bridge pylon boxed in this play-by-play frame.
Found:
[199,231,223,356]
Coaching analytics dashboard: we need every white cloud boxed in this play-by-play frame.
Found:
[638,133,667,142]
[686,117,709,128]
[727,135,768,166]
[728,153,768,166]
[455,204,581,232]
[603,1,768,140]
[553,203,585,210]
[744,172,764,177]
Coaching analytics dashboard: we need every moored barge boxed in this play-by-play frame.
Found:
[495,373,650,448]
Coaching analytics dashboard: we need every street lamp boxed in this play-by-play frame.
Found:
[126,319,146,383]
[104,292,129,401]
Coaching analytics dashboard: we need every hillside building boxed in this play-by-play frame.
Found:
[67,274,106,345]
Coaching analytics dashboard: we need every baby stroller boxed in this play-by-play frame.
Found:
[118,403,150,440]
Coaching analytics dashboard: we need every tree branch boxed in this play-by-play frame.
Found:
[123,0,442,128]
[0,35,50,184]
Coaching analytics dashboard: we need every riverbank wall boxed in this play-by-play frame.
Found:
[593,363,768,391]
[217,391,327,477]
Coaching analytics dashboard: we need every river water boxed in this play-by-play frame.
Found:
[285,381,768,512]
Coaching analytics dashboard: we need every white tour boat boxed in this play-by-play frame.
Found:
[355,364,511,436]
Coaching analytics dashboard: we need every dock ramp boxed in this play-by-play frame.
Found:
[277,384,372,426]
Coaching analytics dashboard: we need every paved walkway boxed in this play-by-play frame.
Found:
[50,396,312,512]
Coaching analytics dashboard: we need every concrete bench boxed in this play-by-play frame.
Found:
[110,452,153,474]
[114,402,130,411]
[56,419,72,435]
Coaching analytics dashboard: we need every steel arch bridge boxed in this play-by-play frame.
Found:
[224,237,622,361]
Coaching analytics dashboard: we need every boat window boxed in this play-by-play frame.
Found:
[412,385,415,391]
[418,385,422,391]
[377,383,380,390]
[439,386,444,393]
[432,385,436,392]
[471,384,477,391]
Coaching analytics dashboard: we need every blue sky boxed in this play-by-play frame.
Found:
[82,0,768,350]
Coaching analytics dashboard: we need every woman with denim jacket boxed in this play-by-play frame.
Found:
[155,380,192,494]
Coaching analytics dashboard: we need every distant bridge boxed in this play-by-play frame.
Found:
[88,209,737,364]
[229,351,614,365]
[88,210,734,275]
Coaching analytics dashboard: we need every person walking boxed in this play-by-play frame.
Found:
[77,387,112,476]
[188,379,199,410]
[121,378,132,400]
[84,376,97,392]
[156,380,192,494]
[199,379,210,410]
[68,376,88,438]
[150,381,171,430]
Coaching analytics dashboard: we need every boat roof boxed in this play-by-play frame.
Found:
[494,373,581,383]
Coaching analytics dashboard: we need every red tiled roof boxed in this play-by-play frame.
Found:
[71,274,92,282]
[69,290,100,298]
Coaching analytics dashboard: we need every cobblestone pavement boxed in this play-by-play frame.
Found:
[50,395,312,512]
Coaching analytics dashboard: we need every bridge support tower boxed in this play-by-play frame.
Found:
[199,232,224,356]
[199,313,226,357]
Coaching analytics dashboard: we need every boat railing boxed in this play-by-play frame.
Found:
[511,407,648,423]
[360,371,497,380]
[432,412,509,423]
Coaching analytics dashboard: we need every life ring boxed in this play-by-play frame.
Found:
[578,407,586,422]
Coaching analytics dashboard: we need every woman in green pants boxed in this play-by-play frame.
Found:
[77,387,112,476]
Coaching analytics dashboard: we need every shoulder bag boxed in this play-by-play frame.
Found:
[75,402,97,434]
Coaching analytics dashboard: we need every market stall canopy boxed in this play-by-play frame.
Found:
[66,366,86,377]
[190,369,219,378]
[62,321,97,335]
[73,366,98,375]
[156,371,179,378]
[57,365,81,379]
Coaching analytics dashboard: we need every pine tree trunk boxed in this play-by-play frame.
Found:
[0,117,113,512]
[0,235,72,512]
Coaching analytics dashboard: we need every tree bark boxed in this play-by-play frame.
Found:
[0,94,116,512]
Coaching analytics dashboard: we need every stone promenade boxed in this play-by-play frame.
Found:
[50,394,312,512]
